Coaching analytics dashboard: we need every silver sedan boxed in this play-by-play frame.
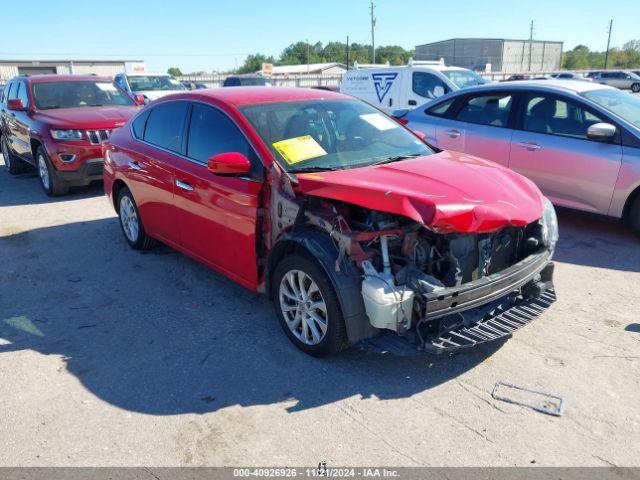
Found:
[397,80,640,236]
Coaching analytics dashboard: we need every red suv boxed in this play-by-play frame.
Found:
[0,75,140,196]
[103,88,557,357]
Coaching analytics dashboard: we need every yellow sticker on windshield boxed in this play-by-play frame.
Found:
[272,135,327,165]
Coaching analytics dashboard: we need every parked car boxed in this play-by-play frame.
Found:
[549,72,591,81]
[222,75,272,87]
[592,71,640,92]
[586,71,604,79]
[103,87,557,357]
[395,80,640,235]
[114,72,187,102]
[181,81,209,90]
[340,58,489,114]
[0,75,140,196]
[503,74,531,81]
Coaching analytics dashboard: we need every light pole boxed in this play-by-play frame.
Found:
[370,1,376,64]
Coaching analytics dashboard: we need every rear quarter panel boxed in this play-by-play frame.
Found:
[610,144,640,217]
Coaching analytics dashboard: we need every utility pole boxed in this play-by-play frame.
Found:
[306,39,310,74]
[370,1,376,64]
[346,35,350,70]
[604,19,613,69]
[528,20,534,72]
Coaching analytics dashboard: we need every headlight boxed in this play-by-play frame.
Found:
[50,129,83,141]
[540,198,559,248]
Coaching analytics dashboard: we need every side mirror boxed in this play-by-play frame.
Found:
[207,152,251,175]
[7,99,25,111]
[433,86,445,98]
[587,122,616,141]
[134,94,146,105]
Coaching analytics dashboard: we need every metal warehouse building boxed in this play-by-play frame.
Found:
[0,59,144,81]
[415,38,563,73]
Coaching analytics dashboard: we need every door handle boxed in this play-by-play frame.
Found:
[518,142,542,151]
[128,161,143,170]
[408,100,417,106]
[444,129,461,138]
[176,180,194,192]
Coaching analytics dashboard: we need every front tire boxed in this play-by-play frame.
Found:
[632,83,640,93]
[272,253,347,357]
[37,147,69,196]
[117,187,157,250]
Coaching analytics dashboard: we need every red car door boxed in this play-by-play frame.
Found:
[122,101,190,246]
[172,102,263,290]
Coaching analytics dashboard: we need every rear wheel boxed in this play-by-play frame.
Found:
[1,136,27,175]
[117,187,157,250]
[37,147,69,196]
[629,195,640,238]
[272,253,347,357]
[632,83,640,93]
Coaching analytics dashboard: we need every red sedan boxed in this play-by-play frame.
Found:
[103,87,557,356]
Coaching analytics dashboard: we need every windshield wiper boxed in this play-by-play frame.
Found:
[369,153,422,166]
[288,165,341,173]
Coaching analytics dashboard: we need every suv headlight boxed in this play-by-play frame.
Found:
[540,198,559,248]
[50,129,83,141]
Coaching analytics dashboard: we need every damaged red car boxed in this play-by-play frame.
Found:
[103,88,558,357]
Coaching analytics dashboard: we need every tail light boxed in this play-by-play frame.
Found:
[394,117,408,126]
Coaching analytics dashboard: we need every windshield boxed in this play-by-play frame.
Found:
[240,99,432,173]
[32,81,135,110]
[583,88,640,129]
[127,75,186,92]
[442,69,488,88]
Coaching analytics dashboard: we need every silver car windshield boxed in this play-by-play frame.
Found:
[583,89,640,129]
[442,70,488,88]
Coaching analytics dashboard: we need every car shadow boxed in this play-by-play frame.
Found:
[0,218,504,415]
[553,207,640,273]
[0,162,104,207]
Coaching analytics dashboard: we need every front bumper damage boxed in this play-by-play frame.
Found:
[417,254,555,354]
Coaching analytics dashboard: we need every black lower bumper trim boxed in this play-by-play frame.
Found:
[55,158,104,186]
[422,288,556,354]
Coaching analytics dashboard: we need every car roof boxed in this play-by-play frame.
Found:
[125,72,170,76]
[163,87,351,107]
[17,74,113,84]
[457,79,613,95]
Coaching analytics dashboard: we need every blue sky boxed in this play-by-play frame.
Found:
[1,0,637,72]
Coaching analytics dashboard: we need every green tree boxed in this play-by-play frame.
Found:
[375,45,414,65]
[237,53,275,74]
[167,67,182,76]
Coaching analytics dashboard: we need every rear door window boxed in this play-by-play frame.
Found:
[143,101,189,153]
[425,98,456,117]
[455,93,513,127]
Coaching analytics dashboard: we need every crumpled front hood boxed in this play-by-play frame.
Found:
[295,151,544,234]
[37,106,139,129]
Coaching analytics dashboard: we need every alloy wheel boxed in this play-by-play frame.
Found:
[38,154,50,190]
[119,196,139,243]
[279,269,328,345]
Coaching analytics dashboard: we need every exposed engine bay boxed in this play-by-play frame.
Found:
[270,183,557,353]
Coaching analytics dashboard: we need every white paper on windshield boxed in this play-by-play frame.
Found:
[360,113,399,131]
[169,79,181,85]
[96,83,118,92]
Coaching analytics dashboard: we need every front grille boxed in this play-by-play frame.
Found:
[86,129,111,145]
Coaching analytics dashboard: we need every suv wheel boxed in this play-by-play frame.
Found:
[629,195,640,238]
[2,136,27,175]
[117,187,157,250]
[632,83,640,93]
[272,253,347,357]
[36,147,69,196]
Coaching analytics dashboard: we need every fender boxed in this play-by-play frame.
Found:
[266,228,378,344]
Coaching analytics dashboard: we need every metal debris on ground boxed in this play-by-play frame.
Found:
[491,381,564,417]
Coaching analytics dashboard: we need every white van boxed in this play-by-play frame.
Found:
[339,59,489,114]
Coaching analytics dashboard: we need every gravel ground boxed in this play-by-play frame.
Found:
[0,155,639,467]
